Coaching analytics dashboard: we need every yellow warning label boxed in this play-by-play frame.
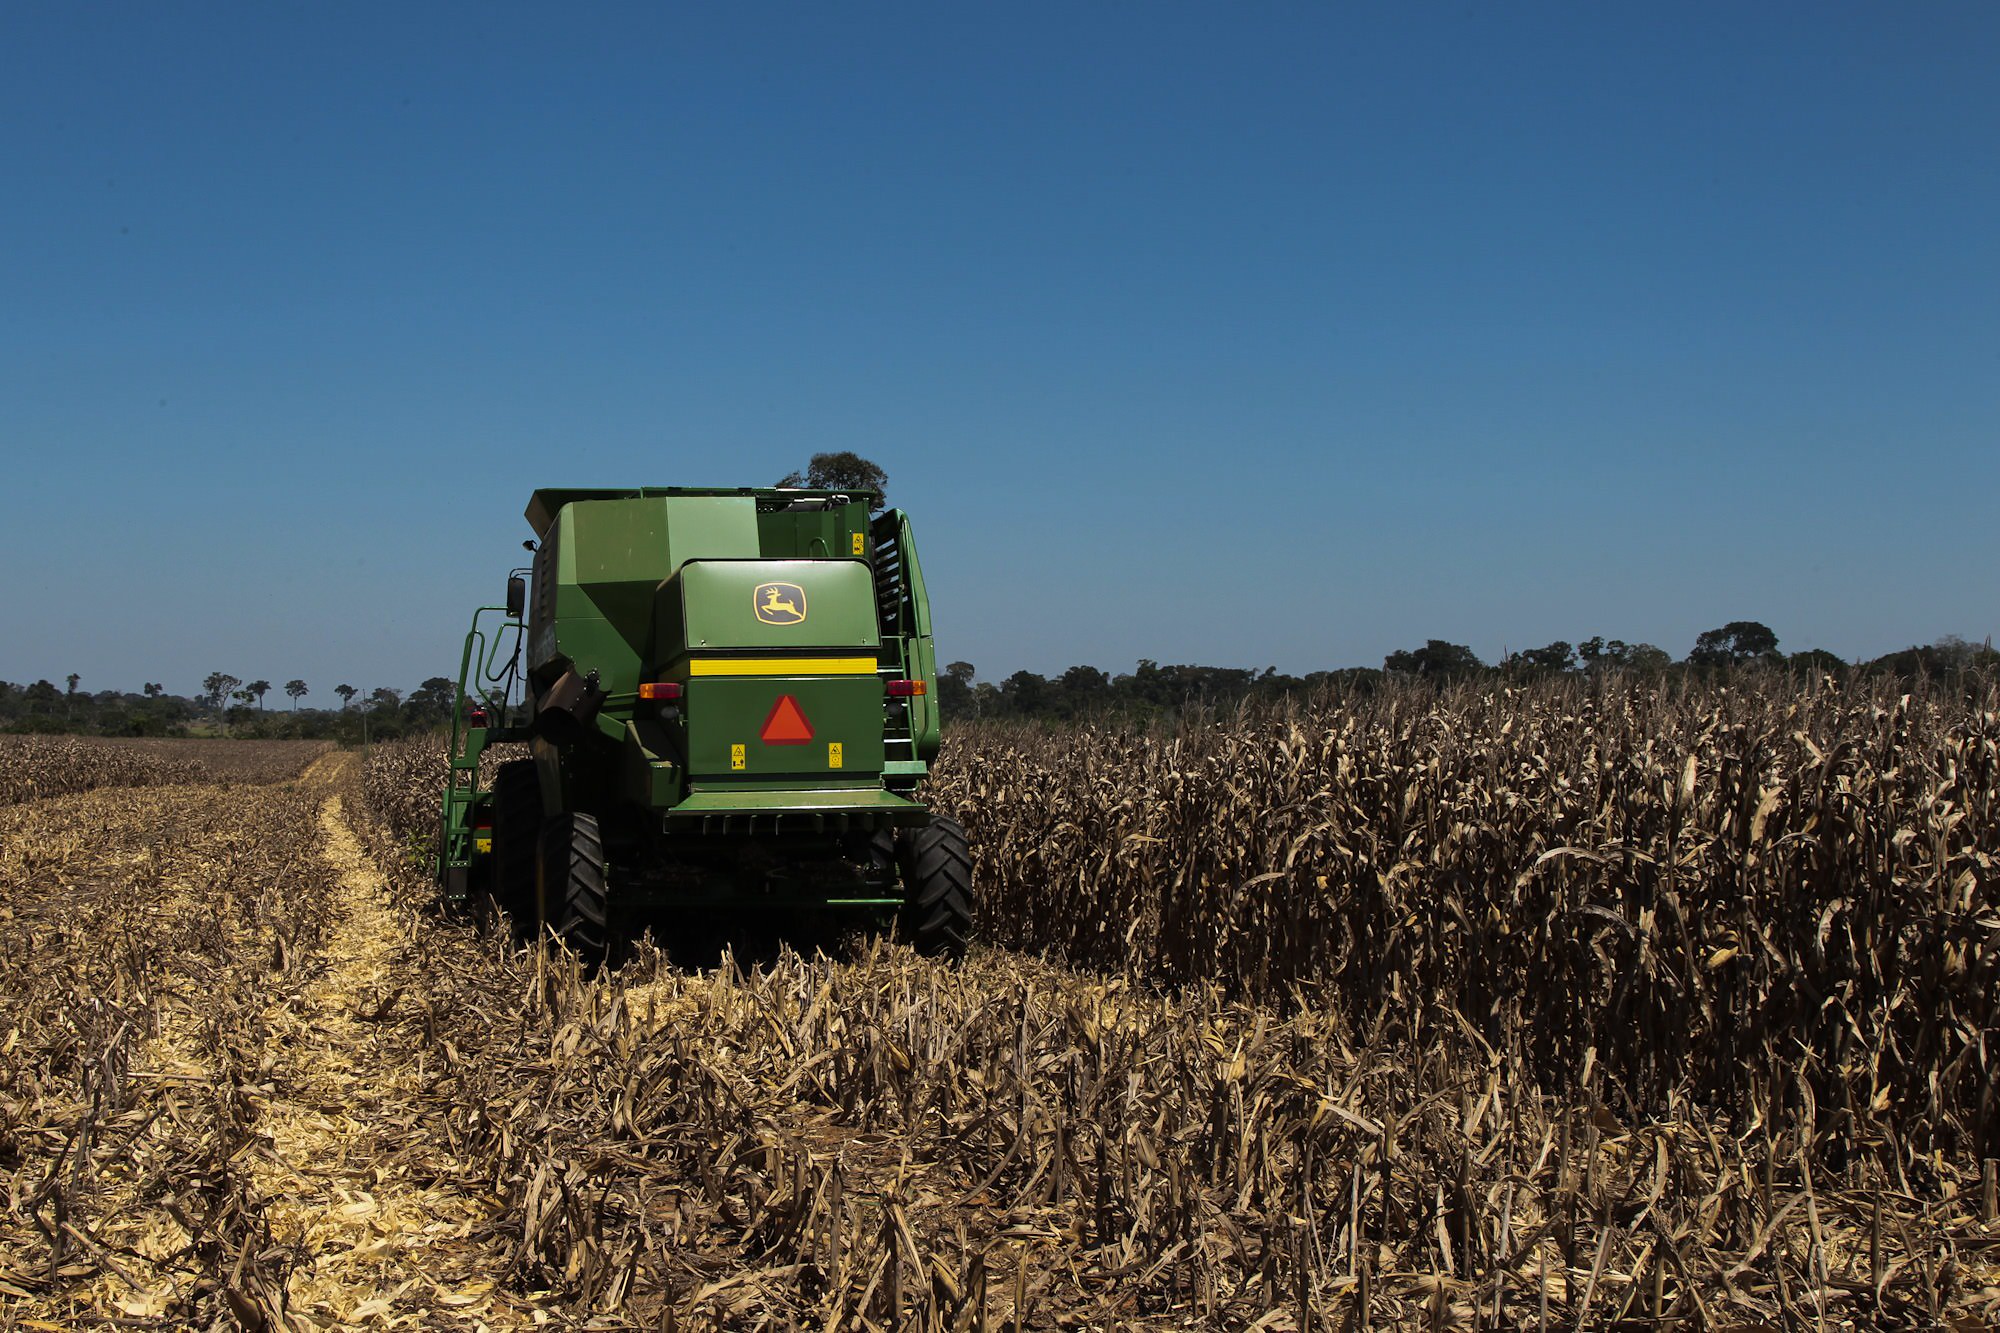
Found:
[474,836,492,854]
[850,532,865,555]
[828,742,843,768]
[730,743,746,771]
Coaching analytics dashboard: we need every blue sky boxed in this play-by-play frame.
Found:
[5,3,1996,697]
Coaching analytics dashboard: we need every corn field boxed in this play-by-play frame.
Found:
[932,676,2000,1152]
[2,684,1997,1328]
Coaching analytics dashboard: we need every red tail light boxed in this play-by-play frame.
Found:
[639,682,683,701]
[886,680,927,697]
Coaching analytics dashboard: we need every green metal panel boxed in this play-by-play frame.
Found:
[686,675,885,780]
[663,496,761,569]
[888,510,942,761]
[670,788,921,815]
[525,486,878,539]
[620,719,683,808]
[754,500,874,560]
[537,495,760,690]
[663,559,880,656]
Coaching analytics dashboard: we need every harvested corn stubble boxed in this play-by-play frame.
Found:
[336,673,1999,1328]
[3,674,1994,1328]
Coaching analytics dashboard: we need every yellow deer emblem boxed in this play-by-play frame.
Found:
[753,581,807,625]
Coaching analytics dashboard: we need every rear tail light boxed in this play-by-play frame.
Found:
[886,680,927,697]
[639,682,683,701]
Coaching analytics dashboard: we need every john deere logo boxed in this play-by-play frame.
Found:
[754,582,807,625]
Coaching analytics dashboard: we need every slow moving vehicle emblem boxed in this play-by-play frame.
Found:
[753,582,807,625]
[761,695,814,745]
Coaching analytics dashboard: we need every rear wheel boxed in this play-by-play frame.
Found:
[537,811,611,963]
[898,817,975,959]
[488,760,541,926]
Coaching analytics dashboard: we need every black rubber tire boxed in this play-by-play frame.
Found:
[537,811,611,963]
[488,760,542,925]
[897,816,975,959]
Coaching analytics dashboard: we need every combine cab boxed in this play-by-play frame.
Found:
[435,486,973,958]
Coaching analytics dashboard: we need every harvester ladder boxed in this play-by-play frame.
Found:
[870,516,917,763]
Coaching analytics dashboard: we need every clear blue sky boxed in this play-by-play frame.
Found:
[5,3,1996,698]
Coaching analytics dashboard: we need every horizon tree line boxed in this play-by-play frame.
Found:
[5,622,1994,737]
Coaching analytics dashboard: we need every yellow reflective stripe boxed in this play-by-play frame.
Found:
[689,657,878,677]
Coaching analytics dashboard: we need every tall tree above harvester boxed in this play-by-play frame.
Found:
[775,452,888,510]
[1687,621,1781,667]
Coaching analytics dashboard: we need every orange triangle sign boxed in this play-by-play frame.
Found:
[759,694,815,746]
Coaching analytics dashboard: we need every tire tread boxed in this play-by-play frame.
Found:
[898,817,975,958]
[541,811,611,962]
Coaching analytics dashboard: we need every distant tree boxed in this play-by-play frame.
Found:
[1621,644,1673,673]
[25,680,59,714]
[1001,669,1049,714]
[1788,649,1846,674]
[285,679,309,710]
[1688,621,1781,667]
[66,673,79,696]
[143,682,164,698]
[1503,641,1576,675]
[1927,634,1987,671]
[231,688,256,707]
[938,661,976,718]
[246,680,271,711]
[1866,635,2000,679]
[775,452,889,509]
[1060,663,1111,695]
[1383,640,1484,680]
[335,683,357,709]
[368,687,402,709]
[406,677,456,724]
[202,673,241,711]
[1578,637,1671,673]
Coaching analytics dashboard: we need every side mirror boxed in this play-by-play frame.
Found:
[506,576,527,619]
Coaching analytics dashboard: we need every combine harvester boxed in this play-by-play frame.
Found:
[434,486,973,960]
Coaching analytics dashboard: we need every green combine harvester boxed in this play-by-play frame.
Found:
[434,486,973,959]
